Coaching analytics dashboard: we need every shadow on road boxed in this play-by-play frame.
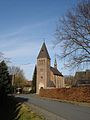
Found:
[0,95,28,120]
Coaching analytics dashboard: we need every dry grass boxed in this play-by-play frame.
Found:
[16,103,45,120]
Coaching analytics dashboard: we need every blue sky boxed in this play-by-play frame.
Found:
[0,0,78,80]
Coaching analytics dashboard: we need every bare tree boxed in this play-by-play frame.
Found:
[55,0,90,68]
[0,52,11,63]
[8,66,26,88]
[0,52,4,62]
[64,75,74,87]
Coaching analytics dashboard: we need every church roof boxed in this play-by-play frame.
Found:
[50,66,63,76]
[37,42,50,59]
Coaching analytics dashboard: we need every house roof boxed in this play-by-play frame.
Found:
[50,66,63,76]
[37,42,50,59]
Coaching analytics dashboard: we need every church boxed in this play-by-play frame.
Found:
[36,42,64,94]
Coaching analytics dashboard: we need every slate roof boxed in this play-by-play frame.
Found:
[50,66,63,76]
[37,42,50,59]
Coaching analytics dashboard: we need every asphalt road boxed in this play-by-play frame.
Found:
[16,94,90,120]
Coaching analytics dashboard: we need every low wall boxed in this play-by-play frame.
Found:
[39,87,90,103]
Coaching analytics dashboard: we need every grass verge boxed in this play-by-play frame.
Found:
[16,103,45,120]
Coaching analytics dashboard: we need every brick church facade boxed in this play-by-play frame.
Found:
[36,42,64,94]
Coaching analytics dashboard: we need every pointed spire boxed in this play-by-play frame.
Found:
[43,38,45,43]
[37,42,50,59]
[54,54,57,69]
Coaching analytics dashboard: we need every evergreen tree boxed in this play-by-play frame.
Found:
[0,61,11,96]
[32,65,37,93]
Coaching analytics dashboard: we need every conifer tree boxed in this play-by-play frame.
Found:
[0,61,11,96]
[32,66,37,93]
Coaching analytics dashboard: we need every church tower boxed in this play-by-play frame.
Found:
[37,42,50,94]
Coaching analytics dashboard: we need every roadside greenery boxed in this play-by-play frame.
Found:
[0,96,45,120]
[0,60,44,120]
[31,65,37,93]
[8,66,27,88]
[0,60,11,97]
[17,104,45,120]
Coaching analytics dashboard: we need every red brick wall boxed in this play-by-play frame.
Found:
[39,87,90,103]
